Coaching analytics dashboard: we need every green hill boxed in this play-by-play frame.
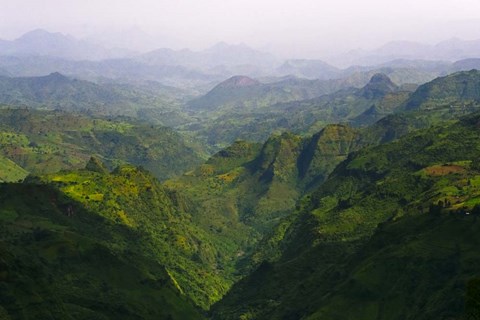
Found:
[0,174,205,319]
[186,75,347,112]
[212,112,480,320]
[0,107,203,180]
[181,74,411,149]
[0,73,191,127]
[3,69,480,320]
[166,119,417,278]
[404,69,480,111]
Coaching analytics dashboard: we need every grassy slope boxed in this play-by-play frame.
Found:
[0,154,28,182]
[30,163,241,310]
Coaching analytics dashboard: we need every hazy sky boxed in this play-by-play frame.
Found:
[1,0,480,57]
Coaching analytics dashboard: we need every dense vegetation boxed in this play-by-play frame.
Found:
[1,63,480,320]
[0,107,203,180]
[212,113,480,319]
[0,177,203,319]
[180,73,412,148]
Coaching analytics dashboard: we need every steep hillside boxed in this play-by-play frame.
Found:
[0,108,203,180]
[404,69,480,111]
[212,112,480,320]
[0,154,28,182]
[0,175,204,319]
[27,162,240,310]
[166,119,417,281]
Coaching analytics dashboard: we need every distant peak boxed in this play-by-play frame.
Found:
[17,29,67,41]
[216,75,260,88]
[368,73,394,84]
[47,72,68,79]
[361,73,398,98]
[34,72,70,83]
[21,28,51,36]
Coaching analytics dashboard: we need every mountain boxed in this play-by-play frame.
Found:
[181,73,412,148]
[0,108,204,180]
[0,55,224,89]
[404,69,480,111]
[165,126,368,290]
[358,73,398,99]
[167,114,424,276]
[332,38,480,67]
[139,42,277,73]
[0,163,214,318]
[452,58,480,71]
[2,68,480,319]
[0,73,193,126]
[214,75,260,88]
[186,75,272,111]
[0,29,132,60]
[212,112,480,320]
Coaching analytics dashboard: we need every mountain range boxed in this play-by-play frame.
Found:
[2,26,480,320]
[2,29,480,90]
[331,38,480,67]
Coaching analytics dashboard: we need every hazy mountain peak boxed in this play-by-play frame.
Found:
[368,73,395,84]
[216,75,260,88]
[16,29,75,43]
[0,28,133,61]
[361,73,398,98]
[44,72,69,81]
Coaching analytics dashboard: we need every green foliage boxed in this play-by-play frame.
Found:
[0,107,204,180]
[212,111,480,320]
[404,69,480,111]
[0,182,203,319]
[0,73,192,127]
[31,165,235,309]
[167,124,377,282]
[179,74,410,149]
[0,154,28,182]
[4,70,480,320]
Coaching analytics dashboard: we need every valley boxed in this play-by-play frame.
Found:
[1,26,480,320]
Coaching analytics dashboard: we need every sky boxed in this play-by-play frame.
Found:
[1,0,480,57]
